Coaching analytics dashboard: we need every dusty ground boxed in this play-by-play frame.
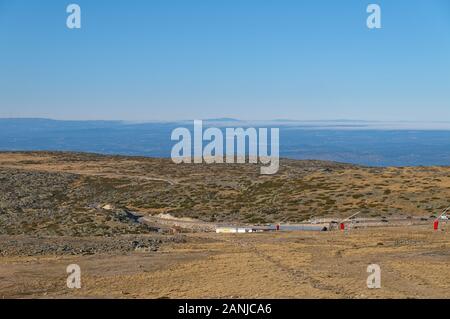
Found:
[0,152,449,299]
[1,225,448,299]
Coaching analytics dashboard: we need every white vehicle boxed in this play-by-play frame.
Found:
[439,215,448,221]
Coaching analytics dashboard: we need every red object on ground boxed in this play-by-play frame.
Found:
[340,223,345,230]
[434,220,439,230]
[276,224,280,231]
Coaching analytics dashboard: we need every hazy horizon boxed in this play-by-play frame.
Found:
[3,118,450,166]
[4,117,450,130]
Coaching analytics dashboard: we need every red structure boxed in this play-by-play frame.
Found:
[340,223,345,230]
[434,220,439,230]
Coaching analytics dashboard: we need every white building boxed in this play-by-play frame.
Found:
[215,227,254,234]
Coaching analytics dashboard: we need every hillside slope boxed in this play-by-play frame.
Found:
[0,152,448,236]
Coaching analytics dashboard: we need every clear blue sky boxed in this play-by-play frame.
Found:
[0,0,449,121]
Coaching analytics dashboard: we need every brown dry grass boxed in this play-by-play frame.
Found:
[1,225,448,299]
[1,152,449,298]
[1,151,450,223]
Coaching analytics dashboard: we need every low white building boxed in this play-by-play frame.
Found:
[215,227,254,234]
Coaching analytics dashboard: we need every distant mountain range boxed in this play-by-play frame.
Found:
[2,118,450,166]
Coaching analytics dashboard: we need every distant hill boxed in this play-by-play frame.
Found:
[203,117,241,122]
[0,152,445,233]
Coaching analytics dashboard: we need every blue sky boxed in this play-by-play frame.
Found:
[0,0,449,121]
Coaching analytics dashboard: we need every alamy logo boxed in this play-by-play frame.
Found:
[367,4,381,29]
[171,120,279,174]
[366,264,381,289]
[66,4,81,29]
[66,264,81,289]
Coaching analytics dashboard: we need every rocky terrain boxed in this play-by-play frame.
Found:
[0,151,449,233]
[0,152,448,299]
[0,235,185,257]
[1,226,448,299]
